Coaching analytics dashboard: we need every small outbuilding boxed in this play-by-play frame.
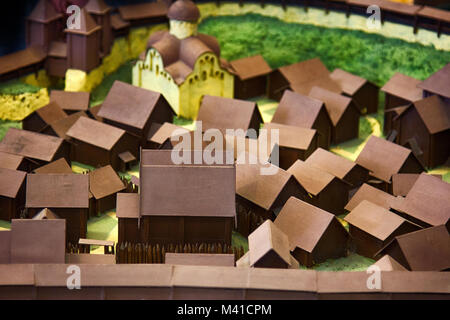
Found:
[22,101,67,133]
[0,168,27,221]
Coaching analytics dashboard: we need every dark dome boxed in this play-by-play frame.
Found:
[167,0,200,22]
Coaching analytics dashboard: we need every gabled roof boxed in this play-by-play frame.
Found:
[248,220,292,267]
[355,135,421,183]
[391,173,424,197]
[345,183,399,211]
[309,86,356,125]
[412,95,450,134]
[85,0,111,15]
[29,101,67,124]
[371,254,407,271]
[305,148,361,181]
[0,151,25,170]
[290,75,342,96]
[271,90,326,128]
[28,0,63,23]
[344,200,413,242]
[47,111,88,139]
[230,55,272,81]
[0,168,26,198]
[32,208,60,220]
[278,58,331,85]
[64,8,100,35]
[26,173,89,209]
[49,90,90,112]
[392,173,450,227]
[262,122,317,151]
[147,122,188,145]
[0,128,64,162]
[287,160,336,196]
[197,95,262,133]
[330,68,370,96]
[89,165,125,200]
[33,158,73,174]
[66,117,126,151]
[236,153,299,210]
[274,197,336,253]
[417,63,450,99]
[380,73,423,102]
[99,81,170,130]
[116,193,140,219]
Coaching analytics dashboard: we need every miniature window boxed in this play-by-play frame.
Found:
[189,78,193,84]
[220,72,224,79]
[215,71,220,77]
[156,65,159,75]
[202,71,207,81]
[210,57,215,64]
[194,75,199,81]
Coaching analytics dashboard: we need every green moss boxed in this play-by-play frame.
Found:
[0,120,21,140]
[199,14,450,87]
[0,79,40,95]
[313,253,375,271]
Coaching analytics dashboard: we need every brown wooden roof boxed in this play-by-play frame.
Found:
[371,255,407,271]
[47,111,88,139]
[50,90,90,112]
[33,158,73,174]
[391,173,422,197]
[275,197,337,253]
[119,2,168,21]
[0,128,64,162]
[305,148,360,181]
[0,151,25,170]
[89,165,125,200]
[66,117,126,150]
[98,81,168,130]
[0,46,46,76]
[287,160,336,196]
[27,0,62,23]
[30,101,67,124]
[413,95,450,134]
[64,8,100,35]
[230,55,272,80]
[85,0,111,15]
[167,0,199,22]
[418,6,450,24]
[278,58,331,85]
[147,122,188,145]
[330,68,369,96]
[355,135,418,183]
[262,122,317,151]
[272,90,326,128]
[26,173,89,209]
[380,73,423,102]
[111,13,130,30]
[290,75,342,96]
[0,168,27,198]
[116,193,140,219]
[309,86,356,125]
[197,95,262,133]
[345,183,399,211]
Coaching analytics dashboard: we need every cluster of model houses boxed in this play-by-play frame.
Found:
[1,56,449,270]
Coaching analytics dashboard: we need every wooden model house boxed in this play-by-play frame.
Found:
[384,105,409,135]
[417,62,450,102]
[85,0,113,57]
[32,208,60,220]
[375,225,450,271]
[230,55,272,99]
[391,173,438,197]
[0,168,27,221]
[42,111,88,140]
[371,255,407,271]
[66,117,138,171]
[345,183,400,212]
[33,158,73,174]
[309,86,360,144]
[394,95,450,168]
[305,148,369,188]
[235,153,307,236]
[355,135,424,192]
[330,68,379,114]
[390,173,450,228]
[116,193,141,244]
[139,150,236,245]
[9,219,66,264]
[288,160,348,215]
[271,90,332,149]
[268,58,341,100]
[274,197,349,267]
[0,128,69,168]
[22,101,67,133]
[49,90,90,114]
[344,200,420,258]
[146,122,188,149]
[0,152,29,171]
[25,173,89,244]
[89,165,126,214]
[197,95,263,135]
[98,80,175,146]
[261,122,318,170]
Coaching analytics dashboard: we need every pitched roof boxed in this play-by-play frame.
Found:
[274,197,336,253]
[236,153,297,210]
[413,95,450,134]
[0,128,64,162]
[89,165,125,200]
[47,111,88,139]
[98,81,168,130]
[119,1,168,21]
[290,75,342,96]
[391,173,423,197]
[344,200,411,241]
[49,90,90,112]
[278,58,331,85]
[345,183,399,211]
[66,117,126,150]
[33,158,73,174]
[287,160,336,196]
[0,151,25,170]
[371,255,407,271]
[167,0,200,22]
[380,73,423,102]
[0,168,27,198]
[32,208,60,220]
[262,122,316,151]
[330,68,369,96]
[0,46,46,76]
[271,90,326,128]
[305,148,360,181]
[197,95,262,133]
[116,193,140,219]
[28,0,62,23]
[26,173,89,208]
[309,86,356,125]
[355,135,418,183]
[417,63,450,98]
[392,173,450,227]
[230,55,272,80]
[31,101,67,124]
[248,220,292,267]
[85,0,111,15]
[147,122,188,145]
[64,8,100,35]
[140,150,235,218]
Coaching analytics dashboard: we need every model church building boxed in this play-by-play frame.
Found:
[132,0,234,119]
